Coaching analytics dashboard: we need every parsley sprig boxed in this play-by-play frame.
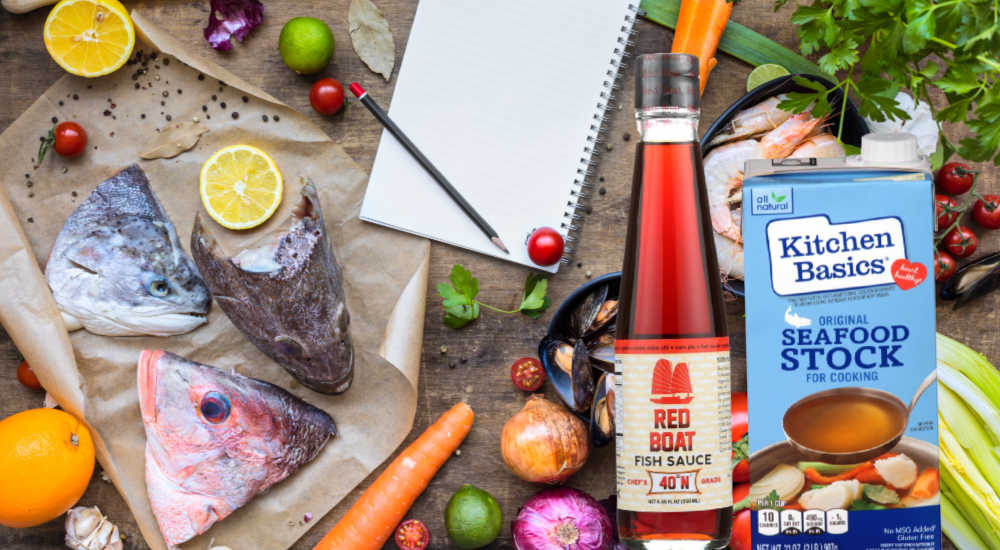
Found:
[437,264,551,329]
[775,0,1000,166]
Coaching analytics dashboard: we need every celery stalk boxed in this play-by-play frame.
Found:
[942,491,991,550]
[939,385,1000,497]
[938,333,1000,409]
[940,459,1000,549]
[638,0,832,80]
[938,416,1000,524]
[795,461,861,475]
[938,361,1000,443]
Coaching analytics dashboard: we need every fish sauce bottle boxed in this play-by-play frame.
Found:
[615,53,732,549]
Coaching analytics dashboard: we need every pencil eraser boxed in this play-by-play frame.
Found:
[349,82,366,98]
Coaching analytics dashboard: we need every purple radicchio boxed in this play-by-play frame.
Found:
[204,0,264,51]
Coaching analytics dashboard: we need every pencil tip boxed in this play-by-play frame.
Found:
[491,236,510,254]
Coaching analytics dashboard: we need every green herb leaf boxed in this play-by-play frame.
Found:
[438,265,550,327]
[850,498,887,511]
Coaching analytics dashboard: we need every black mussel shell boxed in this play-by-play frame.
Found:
[540,336,577,412]
[571,339,596,413]
[588,299,619,336]
[570,284,610,339]
[940,252,1000,309]
[589,342,615,372]
[591,372,616,446]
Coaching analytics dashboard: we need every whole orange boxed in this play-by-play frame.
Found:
[0,408,95,527]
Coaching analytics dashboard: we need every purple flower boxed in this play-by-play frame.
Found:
[204,0,263,52]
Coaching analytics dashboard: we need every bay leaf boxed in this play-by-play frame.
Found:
[348,0,395,81]
[140,121,209,160]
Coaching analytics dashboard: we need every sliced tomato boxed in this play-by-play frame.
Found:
[395,519,429,550]
[511,357,545,392]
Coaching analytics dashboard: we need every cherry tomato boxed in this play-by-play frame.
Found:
[944,225,978,258]
[733,483,750,507]
[972,194,1000,230]
[935,194,959,231]
[731,509,751,550]
[731,391,747,442]
[526,227,564,266]
[731,391,749,482]
[17,361,42,390]
[936,162,976,195]
[511,357,545,392]
[395,519,429,550]
[934,250,956,282]
[53,122,87,157]
[310,78,345,115]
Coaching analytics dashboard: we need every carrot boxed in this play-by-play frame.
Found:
[803,463,875,485]
[854,468,886,485]
[313,402,474,550]
[783,501,803,511]
[670,0,734,95]
[907,468,940,500]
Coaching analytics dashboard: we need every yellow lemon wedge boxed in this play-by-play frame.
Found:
[43,0,135,78]
[200,145,283,230]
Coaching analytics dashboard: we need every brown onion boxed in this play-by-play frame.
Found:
[501,395,589,484]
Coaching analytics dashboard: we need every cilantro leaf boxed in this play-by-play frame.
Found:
[448,264,479,302]
[519,273,552,319]
[438,265,550,328]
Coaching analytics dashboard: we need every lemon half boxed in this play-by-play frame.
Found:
[44,0,135,78]
[200,145,283,230]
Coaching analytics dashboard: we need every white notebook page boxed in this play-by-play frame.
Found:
[361,0,635,272]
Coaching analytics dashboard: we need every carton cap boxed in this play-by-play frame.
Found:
[861,132,921,165]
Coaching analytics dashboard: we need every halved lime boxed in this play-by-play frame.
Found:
[747,64,791,92]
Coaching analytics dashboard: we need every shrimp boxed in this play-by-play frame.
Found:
[706,94,794,147]
[704,112,825,269]
[714,233,744,281]
[704,139,761,242]
[789,133,846,158]
[759,113,827,158]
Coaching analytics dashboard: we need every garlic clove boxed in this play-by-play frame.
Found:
[65,506,123,550]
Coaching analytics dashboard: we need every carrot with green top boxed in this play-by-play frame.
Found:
[670,0,734,95]
[313,402,474,550]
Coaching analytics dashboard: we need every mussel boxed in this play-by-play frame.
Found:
[940,252,1000,309]
[541,283,620,414]
[590,372,615,446]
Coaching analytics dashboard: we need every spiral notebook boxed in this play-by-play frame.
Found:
[360,0,638,272]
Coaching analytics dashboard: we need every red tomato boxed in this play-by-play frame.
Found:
[53,122,87,157]
[731,391,749,482]
[934,250,956,282]
[935,194,959,231]
[310,78,345,115]
[526,227,564,266]
[17,361,42,390]
[395,519,429,550]
[936,162,976,195]
[731,509,751,550]
[944,226,978,258]
[731,391,747,442]
[732,453,749,483]
[972,194,1000,230]
[733,483,750,506]
[510,357,545,392]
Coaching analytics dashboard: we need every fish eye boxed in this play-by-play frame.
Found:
[199,391,230,424]
[148,279,170,297]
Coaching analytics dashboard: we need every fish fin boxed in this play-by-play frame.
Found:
[60,311,83,331]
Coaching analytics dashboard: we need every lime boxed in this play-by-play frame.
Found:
[445,484,502,549]
[278,17,334,74]
[747,64,791,92]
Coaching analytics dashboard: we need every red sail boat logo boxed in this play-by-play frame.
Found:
[650,359,694,404]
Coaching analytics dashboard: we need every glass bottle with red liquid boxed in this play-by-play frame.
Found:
[614,53,732,549]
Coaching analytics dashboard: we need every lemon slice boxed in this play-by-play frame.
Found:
[43,0,135,78]
[200,145,283,230]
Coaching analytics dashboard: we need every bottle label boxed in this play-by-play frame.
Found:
[614,337,732,513]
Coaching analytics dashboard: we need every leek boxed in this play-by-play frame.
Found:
[795,461,860,475]
[638,0,832,80]
[939,385,1000,497]
[942,491,991,550]
[938,361,1000,443]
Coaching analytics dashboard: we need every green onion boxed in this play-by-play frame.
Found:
[795,461,861,475]
[638,0,832,80]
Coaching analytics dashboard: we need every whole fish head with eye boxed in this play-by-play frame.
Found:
[138,350,336,547]
[45,165,211,336]
[191,180,354,394]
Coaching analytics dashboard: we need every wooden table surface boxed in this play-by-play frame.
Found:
[1,0,994,548]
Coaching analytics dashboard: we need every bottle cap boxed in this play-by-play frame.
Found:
[635,53,699,110]
[861,132,921,164]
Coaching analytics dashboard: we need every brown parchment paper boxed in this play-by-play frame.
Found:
[0,11,430,550]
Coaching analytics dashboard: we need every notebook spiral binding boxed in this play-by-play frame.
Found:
[559,3,640,264]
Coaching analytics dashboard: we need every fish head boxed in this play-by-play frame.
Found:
[137,350,336,547]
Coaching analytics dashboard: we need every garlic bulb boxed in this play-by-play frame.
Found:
[65,506,123,550]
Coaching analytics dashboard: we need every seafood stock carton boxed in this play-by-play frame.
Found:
[743,158,940,550]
